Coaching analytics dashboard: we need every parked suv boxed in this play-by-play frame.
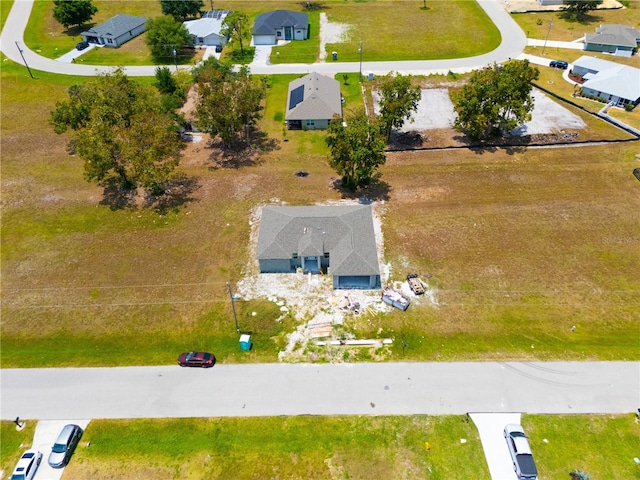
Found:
[48,424,83,468]
[549,60,568,70]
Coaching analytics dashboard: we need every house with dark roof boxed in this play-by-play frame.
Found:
[584,24,640,57]
[572,56,640,109]
[252,10,308,46]
[184,10,231,47]
[256,205,381,290]
[286,73,342,130]
[81,14,147,47]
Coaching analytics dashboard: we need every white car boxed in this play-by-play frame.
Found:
[10,449,42,480]
[504,424,538,480]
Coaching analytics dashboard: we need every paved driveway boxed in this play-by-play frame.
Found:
[29,419,90,480]
[471,413,522,480]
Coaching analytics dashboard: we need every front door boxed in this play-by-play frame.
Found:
[284,26,292,40]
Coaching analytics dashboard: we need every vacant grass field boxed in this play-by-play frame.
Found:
[2,54,639,367]
[2,414,638,479]
[23,0,500,63]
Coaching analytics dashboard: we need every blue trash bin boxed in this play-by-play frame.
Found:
[239,334,252,351]
[332,51,337,61]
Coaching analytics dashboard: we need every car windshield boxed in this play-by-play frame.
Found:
[52,443,66,453]
[11,474,26,480]
[22,453,34,459]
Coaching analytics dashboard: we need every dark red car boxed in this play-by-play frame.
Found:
[177,351,216,368]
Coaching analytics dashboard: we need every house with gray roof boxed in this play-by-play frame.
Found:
[286,73,342,130]
[81,14,147,47]
[184,10,231,47]
[252,10,308,46]
[584,24,640,57]
[256,205,381,290]
[572,56,640,109]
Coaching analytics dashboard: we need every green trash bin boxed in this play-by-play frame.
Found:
[239,334,252,351]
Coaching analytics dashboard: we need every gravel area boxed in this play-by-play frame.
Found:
[374,87,586,135]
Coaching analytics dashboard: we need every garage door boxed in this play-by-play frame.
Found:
[336,276,370,289]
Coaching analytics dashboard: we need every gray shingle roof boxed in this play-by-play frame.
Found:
[574,55,640,102]
[256,205,380,276]
[585,24,640,48]
[82,14,146,39]
[253,10,308,36]
[286,73,342,121]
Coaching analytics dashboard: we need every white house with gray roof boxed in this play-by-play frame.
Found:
[81,14,147,47]
[286,73,342,130]
[572,56,640,109]
[184,10,231,47]
[252,10,308,46]
[256,205,381,290]
[584,24,640,57]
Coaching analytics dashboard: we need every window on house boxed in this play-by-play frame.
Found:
[107,38,113,44]
[292,253,298,258]
[324,252,330,258]
[306,120,315,127]
[277,31,282,37]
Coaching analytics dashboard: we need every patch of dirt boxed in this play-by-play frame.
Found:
[235,199,439,363]
[319,13,351,61]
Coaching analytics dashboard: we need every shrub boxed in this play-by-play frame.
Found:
[624,103,634,112]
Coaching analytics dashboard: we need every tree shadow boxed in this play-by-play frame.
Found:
[331,173,391,202]
[143,174,201,214]
[299,1,328,10]
[99,178,139,210]
[252,130,280,153]
[64,23,95,36]
[204,139,264,170]
[99,174,200,213]
[558,10,603,25]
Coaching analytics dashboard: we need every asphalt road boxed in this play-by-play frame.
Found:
[2,362,638,421]
[0,0,527,77]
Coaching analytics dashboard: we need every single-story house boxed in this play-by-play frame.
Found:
[256,205,381,290]
[252,10,308,46]
[572,56,640,108]
[184,10,231,47]
[81,14,146,47]
[286,73,342,130]
[584,24,640,57]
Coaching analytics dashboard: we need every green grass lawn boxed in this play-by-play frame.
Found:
[23,0,500,64]
[2,56,639,367]
[0,0,14,31]
[2,414,638,479]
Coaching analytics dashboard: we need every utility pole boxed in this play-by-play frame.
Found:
[358,41,363,82]
[542,21,553,56]
[226,282,239,334]
[14,42,34,79]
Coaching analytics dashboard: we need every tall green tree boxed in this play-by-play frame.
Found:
[452,60,539,140]
[159,0,204,20]
[377,73,422,141]
[562,0,603,20]
[220,11,250,54]
[50,69,182,194]
[145,15,194,59]
[196,66,266,147]
[325,111,387,191]
[53,0,97,29]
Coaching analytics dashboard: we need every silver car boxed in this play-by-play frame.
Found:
[504,424,538,480]
[48,424,83,468]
